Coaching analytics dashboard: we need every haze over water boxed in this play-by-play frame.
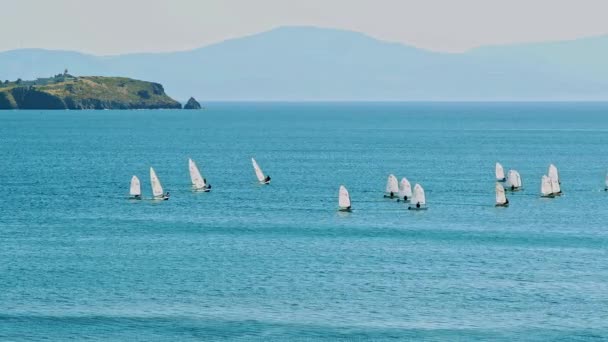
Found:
[1,102,608,340]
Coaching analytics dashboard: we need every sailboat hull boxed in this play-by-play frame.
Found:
[338,207,352,212]
[408,207,428,211]
[495,203,509,207]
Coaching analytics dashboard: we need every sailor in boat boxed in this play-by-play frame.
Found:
[264,175,271,183]
[397,195,408,202]
[203,178,211,190]
[416,202,421,209]
[383,191,397,199]
[163,192,170,200]
[133,194,141,200]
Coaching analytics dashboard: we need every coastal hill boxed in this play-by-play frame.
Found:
[0,73,182,110]
[1,26,607,100]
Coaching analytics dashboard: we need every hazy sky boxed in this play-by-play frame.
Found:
[2,0,608,55]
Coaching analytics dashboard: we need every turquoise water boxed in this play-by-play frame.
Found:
[1,103,608,341]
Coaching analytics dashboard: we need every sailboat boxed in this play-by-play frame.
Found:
[188,158,210,192]
[150,167,169,200]
[129,175,141,199]
[384,174,399,198]
[338,185,352,212]
[252,158,271,184]
[495,163,506,182]
[540,175,555,198]
[408,184,427,210]
[506,170,522,191]
[397,177,412,202]
[548,164,562,195]
[495,182,509,207]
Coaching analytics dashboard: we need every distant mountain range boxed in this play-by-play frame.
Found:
[1,26,607,101]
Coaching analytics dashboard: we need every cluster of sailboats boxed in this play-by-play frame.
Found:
[343,162,605,212]
[338,175,426,212]
[128,158,608,210]
[494,162,565,206]
[128,158,271,200]
[129,167,172,201]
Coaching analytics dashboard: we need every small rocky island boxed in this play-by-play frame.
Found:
[0,72,189,110]
[184,97,202,110]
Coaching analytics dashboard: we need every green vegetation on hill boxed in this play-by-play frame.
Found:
[0,74,182,110]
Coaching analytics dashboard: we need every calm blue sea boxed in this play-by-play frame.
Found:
[1,102,608,341]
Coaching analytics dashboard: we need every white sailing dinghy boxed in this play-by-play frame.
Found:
[605,171,608,191]
[506,170,522,191]
[496,163,506,182]
[188,158,210,192]
[408,184,427,210]
[252,158,271,184]
[129,175,141,199]
[150,167,169,200]
[540,175,555,198]
[338,185,352,212]
[384,174,399,198]
[495,182,509,207]
[397,177,413,202]
[548,164,562,195]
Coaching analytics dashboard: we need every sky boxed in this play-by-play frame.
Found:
[1,0,608,55]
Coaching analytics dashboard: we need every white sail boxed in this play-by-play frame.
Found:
[550,177,561,194]
[130,175,141,196]
[548,164,559,183]
[385,174,399,194]
[188,158,206,189]
[150,167,164,198]
[251,158,266,182]
[495,162,505,181]
[398,177,412,199]
[507,170,522,189]
[339,185,351,209]
[495,182,507,205]
[409,184,426,209]
[605,171,608,189]
[513,171,522,188]
[541,175,553,197]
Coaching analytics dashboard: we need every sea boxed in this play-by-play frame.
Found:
[1,102,607,341]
